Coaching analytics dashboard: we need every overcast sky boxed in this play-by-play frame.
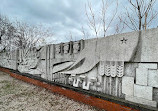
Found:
[0,0,158,43]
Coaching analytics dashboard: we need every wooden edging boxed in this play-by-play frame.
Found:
[0,67,156,111]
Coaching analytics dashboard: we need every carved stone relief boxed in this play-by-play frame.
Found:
[98,61,124,97]
[1,28,158,108]
[17,48,47,78]
[63,43,69,54]
[73,42,80,53]
[55,44,61,54]
[110,61,117,77]
[100,61,124,77]
[117,62,124,77]
[52,73,68,84]
[99,61,104,76]
[105,61,111,76]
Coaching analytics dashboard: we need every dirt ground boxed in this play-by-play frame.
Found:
[0,71,103,111]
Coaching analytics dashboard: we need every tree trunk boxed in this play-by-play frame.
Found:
[138,12,141,30]
[144,13,147,30]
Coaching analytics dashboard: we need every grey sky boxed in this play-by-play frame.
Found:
[0,0,158,43]
[0,0,93,43]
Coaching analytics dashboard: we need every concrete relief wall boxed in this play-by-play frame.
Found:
[17,47,47,78]
[1,28,158,108]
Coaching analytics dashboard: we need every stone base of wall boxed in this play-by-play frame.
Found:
[0,67,156,111]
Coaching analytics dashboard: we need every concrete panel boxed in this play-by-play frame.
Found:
[50,44,55,59]
[153,88,158,103]
[124,63,138,77]
[134,84,153,100]
[99,31,139,62]
[136,68,148,86]
[125,95,157,107]
[148,69,158,88]
[140,28,158,62]
[61,39,100,74]
[138,63,157,69]
[61,30,139,74]
[40,46,47,60]
[122,76,134,96]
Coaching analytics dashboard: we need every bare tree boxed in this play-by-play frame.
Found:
[85,0,118,38]
[81,26,86,40]
[80,26,90,40]
[0,14,54,52]
[121,0,157,31]
[0,16,5,44]
[101,0,118,37]
[9,21,54,62]
[0,14,16,51]
[85,1,100,38]
[12,21,54,50]
[114,16,126,34]
[64,31,74,42]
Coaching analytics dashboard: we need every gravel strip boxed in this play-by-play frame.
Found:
[0,71,104,111]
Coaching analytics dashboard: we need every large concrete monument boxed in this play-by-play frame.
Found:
[1,28,158,108]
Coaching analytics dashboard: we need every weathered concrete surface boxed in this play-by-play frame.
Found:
[122,76,134,96]
[123,62,158,108]
[140,28,158,62]
[138,63,157,69]
[63,31,139,74]
[1,28,158,109]
[125,95,157,107]
[148,69,158,88]
[61,28,158,75]
[52,61,74,73]
[0,71,99,111]
[136,68,148,86]
[134,84,153,101]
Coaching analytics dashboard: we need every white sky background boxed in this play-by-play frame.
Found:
[0,0,158,44]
